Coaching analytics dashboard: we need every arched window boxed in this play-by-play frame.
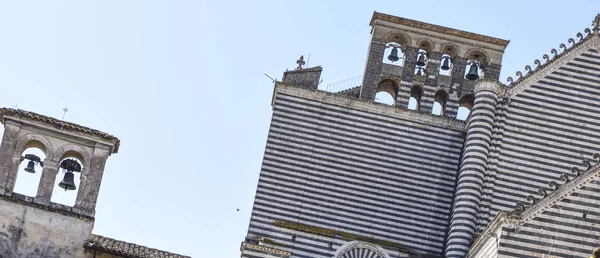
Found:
[457,94,475,120]
[374,79,398,106]
[383,42,404,66]
[432,90,449,116]
[464,50,487,80]
[408,85,423,110]
[414,50,427,75]
[439,54,452,76]
[51,153,84,206]
[14,146,46,197]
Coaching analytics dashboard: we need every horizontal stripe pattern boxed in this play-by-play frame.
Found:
[244,92,464,257]
[488,48,600,223]
[497,179,600,257]
[445,91,498,258]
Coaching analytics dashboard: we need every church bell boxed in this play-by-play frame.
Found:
[416,67,424,76]
[388,47,400,62]
[440,56,450,71]
[24,160,36,173]
[465,63,480,80]
[416,53,426,67]
[59,171,76,191]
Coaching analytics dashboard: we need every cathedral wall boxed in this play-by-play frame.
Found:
[482,48,600,228]
[244,84,465,257]
[496,178,600,257]
[0,197,92,258]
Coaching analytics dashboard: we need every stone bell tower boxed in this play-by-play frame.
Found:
[360,12,509,118]
[0,108,119,258]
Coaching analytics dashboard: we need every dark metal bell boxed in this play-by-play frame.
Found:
[24,160,36,173]
[441,57,450,71]
[59,171,76,191]
[465,63,480,80]
[416,53,426,67]
[388,47,400,62]
[416,67,424,76]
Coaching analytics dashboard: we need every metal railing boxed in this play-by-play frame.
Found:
[321,76,362,93]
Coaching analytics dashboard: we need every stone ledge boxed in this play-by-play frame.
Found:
[1,193,95,221]
[274,82,467,131]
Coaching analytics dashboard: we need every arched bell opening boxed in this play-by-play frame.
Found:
[408,85,423,110]
[464,50,487,81]
[457,94,475,120]
[432,90,449,116]
[51,156,83,206]
[374,79,398,106]
[439,54,453,76]
[414,50,428,76]
[383,42,404,66]
[13,145,46,197]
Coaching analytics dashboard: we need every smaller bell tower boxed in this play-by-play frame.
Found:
[0,108,119,258]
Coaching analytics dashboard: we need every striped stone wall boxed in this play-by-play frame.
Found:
[497,178,600,257]
[445,82,500,257]
[243,84,465,257]
[480,48,600,229]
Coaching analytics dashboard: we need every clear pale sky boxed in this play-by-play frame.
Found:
[0,1,597,257]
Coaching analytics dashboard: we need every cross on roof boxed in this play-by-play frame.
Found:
[296,55,305,70]
[593,13,600,32]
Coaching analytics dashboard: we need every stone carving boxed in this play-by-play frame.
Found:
[510,153,600,215]
[505,21,595,86]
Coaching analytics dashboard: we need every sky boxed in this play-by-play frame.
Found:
[0,1,597,257]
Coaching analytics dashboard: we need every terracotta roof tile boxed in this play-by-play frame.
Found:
[86,234,190,258]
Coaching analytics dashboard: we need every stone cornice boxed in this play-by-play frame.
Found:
[0,193,95,221]
[506,32,600,98]
[0,108,120,154]
[473,79,509,96]
[370,11,510,47]
[274,82,467,132]
[241,242,292,257]
[517,154,600,225]
[466,211,519,257]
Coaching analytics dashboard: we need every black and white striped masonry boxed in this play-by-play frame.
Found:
[242,84,465,258]
[444,80,504,258]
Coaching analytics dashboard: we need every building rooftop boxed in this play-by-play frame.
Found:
[0,108,120,153]
[370,11,510,47]
[85,234,191,258]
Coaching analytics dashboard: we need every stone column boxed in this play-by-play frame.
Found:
[444,80,503,258]
[450,57,468,97]
[418,51,443,113]
[74,144,110,215]
[0,121,21,195]
[359,40,386,101]
[34,159,59,205]
[4,153,25,196]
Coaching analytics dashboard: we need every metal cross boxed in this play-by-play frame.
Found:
[593,13,600,32]
[296,55,305,70]
[62,107,68,120]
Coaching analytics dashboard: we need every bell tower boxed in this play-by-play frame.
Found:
[0,108,119,257]
[360,12,509,118]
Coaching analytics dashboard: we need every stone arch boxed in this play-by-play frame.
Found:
[384,31,411,47]
[53,144,92,169]
[464,48,489,64]
[415,37,435,53]
[439,42,461,59]
[14,133,53,157]
[459,93,475,110]
[376,79,399,98]
[333,241,391,258]
[409,84,424,110]
[433,89,450,115]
